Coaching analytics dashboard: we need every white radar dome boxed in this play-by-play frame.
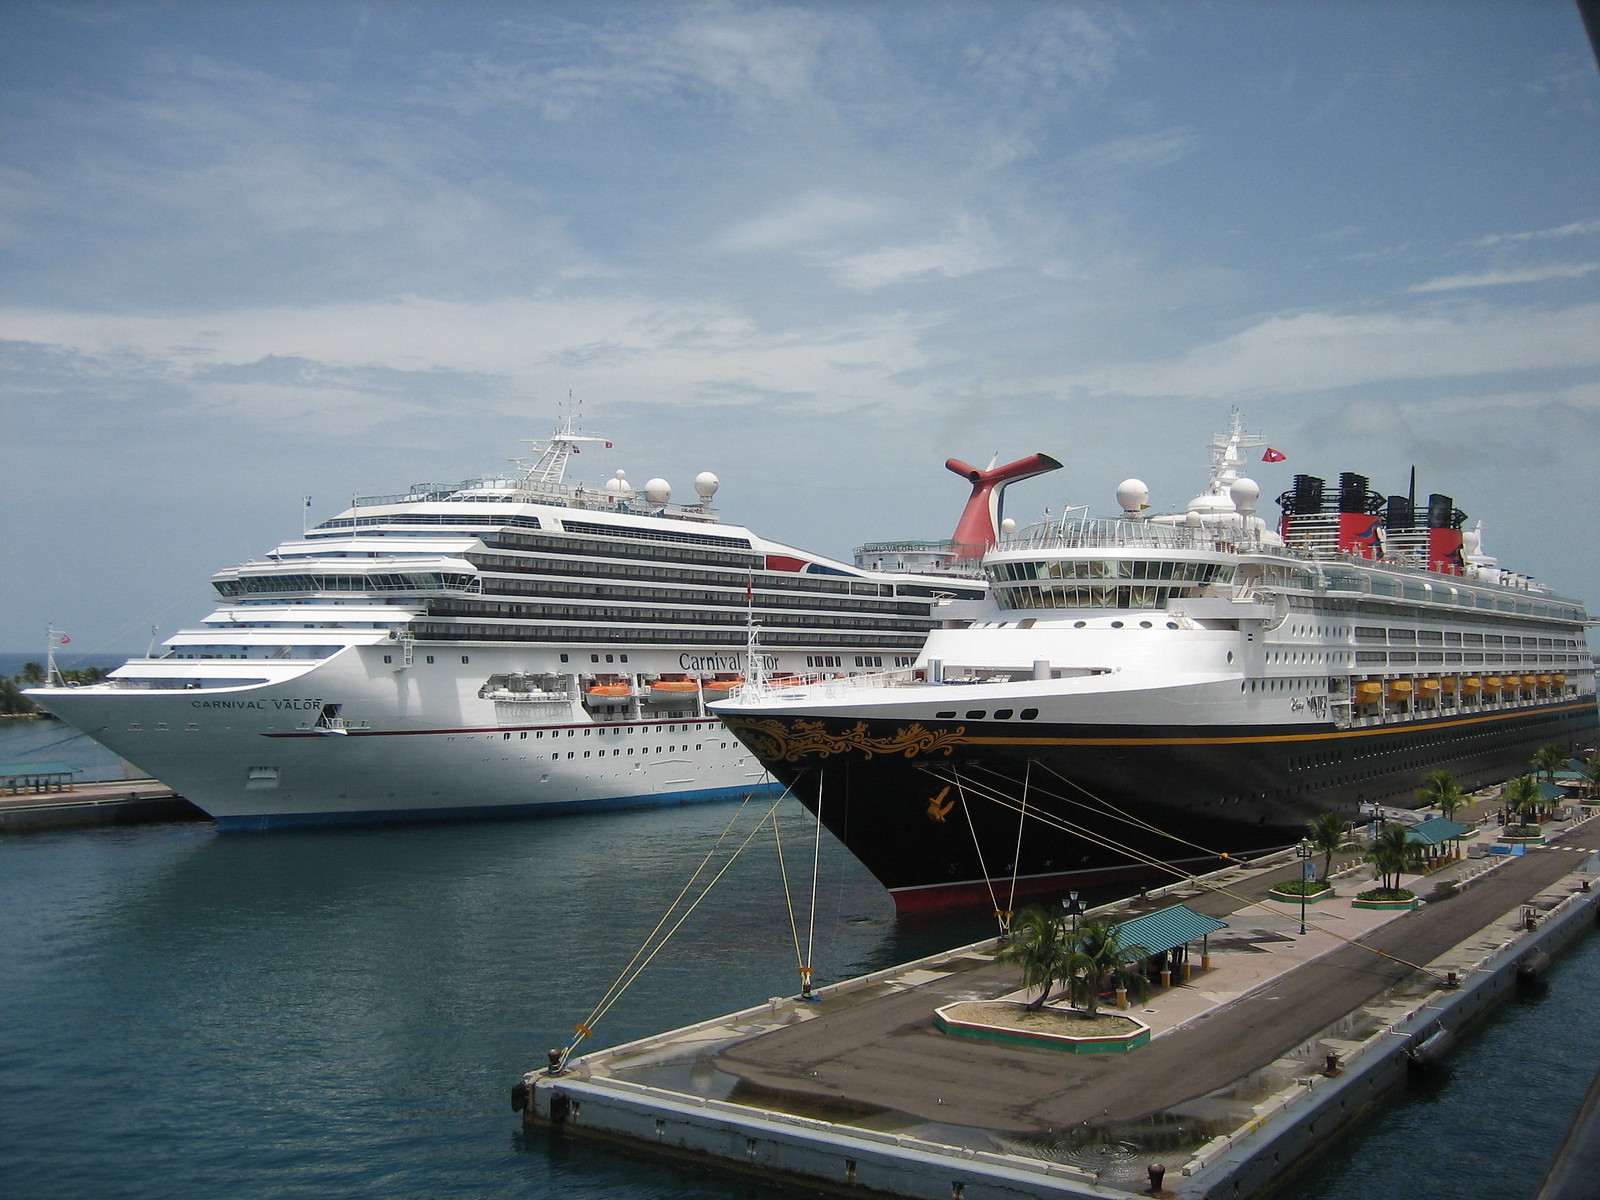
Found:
[1000,517,1016,535]
[603,469,633,497]
[1116,479,1150,516]
[694,472,720,500]
[644,478,671,505]
[1229,477,1260,514]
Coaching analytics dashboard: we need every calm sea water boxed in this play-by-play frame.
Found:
[1,721,1594,1200]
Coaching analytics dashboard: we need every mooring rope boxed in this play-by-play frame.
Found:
[560,785,795,1067]
[919,760,1444,980]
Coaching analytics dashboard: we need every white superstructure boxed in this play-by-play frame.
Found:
[30,409,986,829]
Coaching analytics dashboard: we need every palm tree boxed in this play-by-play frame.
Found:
[996,906,1068,1010]
[1531,744,1568,787]
[1580,754,1600,802]
[1502,774,1543,827]
[1305,811,1350,882]
[1367,821,1413,892]
[1416,769,1465,822]
[16,661,45,685]
[1063,918,1150,1018]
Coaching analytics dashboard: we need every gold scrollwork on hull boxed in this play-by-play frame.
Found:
[722,717,967,764]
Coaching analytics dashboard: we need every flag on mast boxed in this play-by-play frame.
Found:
[1262,448,1286,463]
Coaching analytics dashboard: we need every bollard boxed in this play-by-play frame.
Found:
[546,1048,564,1075]
[1147,1162,1166,1194]
[1323,1052,1340,1076]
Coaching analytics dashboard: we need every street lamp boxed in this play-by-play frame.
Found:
[1295,839,1315,935]
[1062,890,1089,943]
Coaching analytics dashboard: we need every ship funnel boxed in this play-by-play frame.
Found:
[945,453,1063,559]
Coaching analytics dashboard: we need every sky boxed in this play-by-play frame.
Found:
[3,0,1598,661]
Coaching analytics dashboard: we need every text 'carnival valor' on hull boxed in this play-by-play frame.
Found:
[711,412,1599,914]
[28,403,1057,830]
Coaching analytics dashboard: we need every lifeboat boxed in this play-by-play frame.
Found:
[1417,678,1441,701]
[1440,676,1460,692]
[1537,674,1553,693]
[647,676,701,703]
[1354,681,1383,704]
[584,677,633,707]
[1461,676,1482,695]
[700,674,744,701]
[1386,679,1414,702]
[1485,676,1504,695]
[1522,674,1538,692]
[1555,673,1566,689]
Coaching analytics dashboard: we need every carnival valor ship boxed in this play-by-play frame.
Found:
[713,414,1599,913]
[29,408,997,829]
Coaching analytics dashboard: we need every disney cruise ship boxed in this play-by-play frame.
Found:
[714,415,1599,912]
[30,410,989,829]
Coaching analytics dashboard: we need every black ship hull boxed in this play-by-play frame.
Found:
[722,696,1598,913]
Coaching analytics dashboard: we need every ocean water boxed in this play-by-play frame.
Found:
[1,720,1594,1200]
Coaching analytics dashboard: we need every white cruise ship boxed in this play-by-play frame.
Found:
[713,414,1599,912]
[29,410,989,830]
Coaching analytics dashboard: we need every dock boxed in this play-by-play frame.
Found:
[521,812,1600,1199]
[0,777,206,831]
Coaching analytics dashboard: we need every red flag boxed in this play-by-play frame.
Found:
[61,635,70,644]
[1262,448,1286,463]
[604,441,614,449]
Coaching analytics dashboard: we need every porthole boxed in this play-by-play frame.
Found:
[936,710,956,718]
[1111,620,1124,628]
[965,711,986,720]
[1139,620,1153,628]
[1021,708,1039,720]
[1074,620,1087,628]
[995,709,1014,720]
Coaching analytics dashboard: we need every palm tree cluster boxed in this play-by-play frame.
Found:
[997,907,1151,1018]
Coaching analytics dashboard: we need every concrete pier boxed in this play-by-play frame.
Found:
[0,778,206,830]
[523,816,1600,1198]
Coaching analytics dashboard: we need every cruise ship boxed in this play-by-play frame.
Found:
[29,410,990,829]
[712,415,1599,912]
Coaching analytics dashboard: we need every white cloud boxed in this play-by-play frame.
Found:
[716,191,882,252]
[1408,262,1600,292]
[1072,302,1600,399]
[1469,219,1600,248]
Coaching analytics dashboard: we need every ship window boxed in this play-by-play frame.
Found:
[383,655,392,664]
[462,656,470,664]
[936,710,956,718]
[426,655,435,664]
[1139,621,1152,628]
[965,710,986,719]
[606,654,614,663]
[591,654,600,662]
[1074,621,1086,628]
[561,654,570,662]
[1020,708,1038,720]
[995,709,1013,720]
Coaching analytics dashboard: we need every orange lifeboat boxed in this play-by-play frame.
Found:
[1485,676,1504,694]
[585,677,633,706]
[1440,676,1460,693]
[1417,678,1441,700]
[700,674,744,701]
[1385,679,1414,703]
[647,675,701,702]
[1354,681,1383,703]
[1461,676,1482,695]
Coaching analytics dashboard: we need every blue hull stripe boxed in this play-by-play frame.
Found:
[211,781,782,831]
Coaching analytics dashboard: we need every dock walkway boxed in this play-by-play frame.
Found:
[531,812,1600,1197]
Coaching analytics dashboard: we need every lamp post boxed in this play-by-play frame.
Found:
[1063,891,1088,944]
[1296,840,1315,935]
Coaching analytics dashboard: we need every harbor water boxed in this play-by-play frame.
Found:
[1,720,1596,1200]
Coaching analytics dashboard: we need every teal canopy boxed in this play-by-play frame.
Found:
[1111,904,1228,956]
[1406,817,1473,846]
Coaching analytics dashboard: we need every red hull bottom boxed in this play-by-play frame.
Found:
[885,849,1271,915]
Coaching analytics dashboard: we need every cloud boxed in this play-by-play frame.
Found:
[1468,219,1600,248]
[1072,127,1202,172]
[1071,302,1600,399]
[1408,263,1600,292]
[716,191,883,252]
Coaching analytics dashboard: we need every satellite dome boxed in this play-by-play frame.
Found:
[644,478,671,505]
[602,469,633,497]
[1000,517,1016,535]
[1115,479,1149,516]
[1230,477,1260,514]
[694,472,720,500]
